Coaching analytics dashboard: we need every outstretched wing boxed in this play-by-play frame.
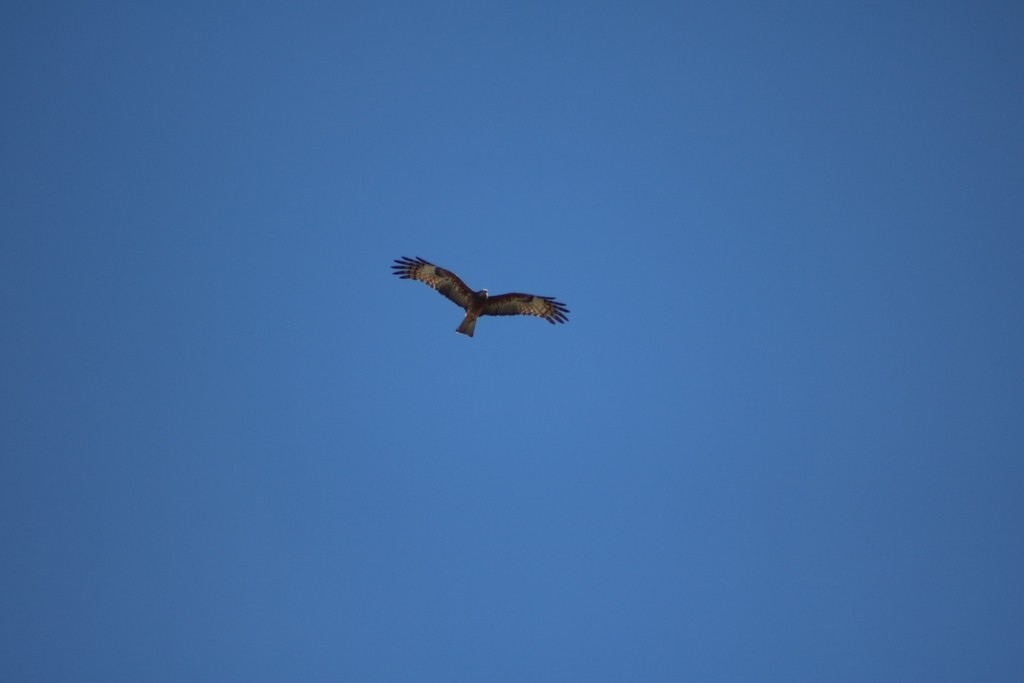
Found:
[391,256,476,309]
[482,293,570,325]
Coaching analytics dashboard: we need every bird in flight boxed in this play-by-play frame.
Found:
[392,256,569,337]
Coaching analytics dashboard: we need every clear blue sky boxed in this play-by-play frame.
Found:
[3,1,1023,681]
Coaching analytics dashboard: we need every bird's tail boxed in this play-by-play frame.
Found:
[456,314,477,337]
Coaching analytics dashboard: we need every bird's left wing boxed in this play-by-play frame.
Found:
[481,293,570,325]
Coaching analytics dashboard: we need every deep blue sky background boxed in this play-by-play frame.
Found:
[3,2,1023,681]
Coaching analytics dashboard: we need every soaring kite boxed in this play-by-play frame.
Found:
[391,256,569,337]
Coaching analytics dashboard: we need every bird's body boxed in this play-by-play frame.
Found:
[456,288,488,337]
[391,256,569,337]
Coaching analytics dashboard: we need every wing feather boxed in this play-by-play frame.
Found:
[481,293,570,324]
[391,256,476,309]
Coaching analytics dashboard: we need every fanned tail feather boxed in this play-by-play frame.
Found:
[456,314,477,337]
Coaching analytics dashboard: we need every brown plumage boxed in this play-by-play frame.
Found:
[391,256,569,337]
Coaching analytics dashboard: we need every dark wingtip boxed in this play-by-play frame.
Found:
[393,256,425,276]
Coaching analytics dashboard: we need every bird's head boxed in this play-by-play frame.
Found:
[479,288,489,298]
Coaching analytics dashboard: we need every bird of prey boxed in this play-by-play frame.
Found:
[391,256,569,337]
